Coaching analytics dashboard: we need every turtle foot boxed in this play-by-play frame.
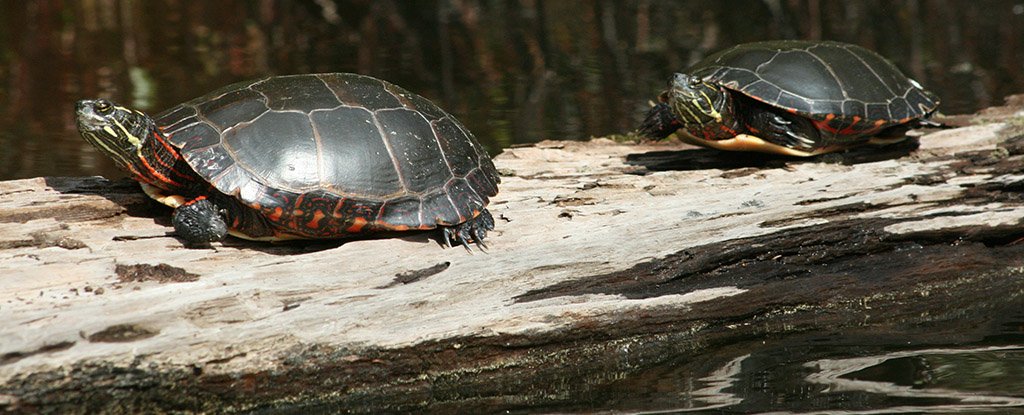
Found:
[442,209,495,252]
[172,197,228,247]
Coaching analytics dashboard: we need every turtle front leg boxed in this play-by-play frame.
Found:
[171,196,228,245]
[638,102,682,139]
[442,209,495,251]
[740,108,821,153]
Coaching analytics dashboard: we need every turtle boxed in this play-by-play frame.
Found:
[639,40,940,157]
[75,73,500,249]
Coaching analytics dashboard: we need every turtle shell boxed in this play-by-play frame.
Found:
[689,40,939,136]
[153,73,499,238]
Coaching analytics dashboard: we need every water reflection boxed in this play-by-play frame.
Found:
[1,1,1023,180]
[627,345,1024,414]
[804,346,1024,414]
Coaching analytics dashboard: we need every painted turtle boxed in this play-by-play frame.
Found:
[639,40,940,156]
[76,73,500,248]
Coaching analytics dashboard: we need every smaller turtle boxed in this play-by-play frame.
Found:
[76,73,500,249]
[639,40,940,156]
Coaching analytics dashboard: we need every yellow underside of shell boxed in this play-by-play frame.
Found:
[678,133,909,157]
[678,133,838,157]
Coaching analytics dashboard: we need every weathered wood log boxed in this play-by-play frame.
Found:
[2,97,1024,413]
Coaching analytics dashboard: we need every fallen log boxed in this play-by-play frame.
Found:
[2,96,1024,413]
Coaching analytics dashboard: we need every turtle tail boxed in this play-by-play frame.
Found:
[638,102,682,139]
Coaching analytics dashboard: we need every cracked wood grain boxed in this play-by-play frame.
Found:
[2,96,1024,413]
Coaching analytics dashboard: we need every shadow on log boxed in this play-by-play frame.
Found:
[2,97,1024,413]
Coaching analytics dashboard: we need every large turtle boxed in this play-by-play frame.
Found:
[75,73,500,248]
[639,40,940,156]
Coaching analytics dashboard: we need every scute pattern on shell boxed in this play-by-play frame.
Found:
[690,40,939,139]
[154,73,500,237]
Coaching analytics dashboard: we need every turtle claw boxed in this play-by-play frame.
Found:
[441,209,495,252]
[459,237,474,253]
[638,103,682,139]
[442,229,455,249]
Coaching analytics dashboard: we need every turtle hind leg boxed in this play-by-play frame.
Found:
[442,209,495,252]
[867,118,948,147]
[638,103,682,139]
[171,197,228,246]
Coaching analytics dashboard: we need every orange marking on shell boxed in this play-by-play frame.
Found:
[330,198,348,218]
[874,119,887,127]
[306,210,325,229]
[851,115,862,123]
[268,207,283,222]
[183,196,207,206]
[346,217,368,233]
[824,113,835,121]
[838,124,860,135]
[811,118,841,135]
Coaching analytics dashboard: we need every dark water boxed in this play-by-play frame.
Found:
[3,1,1024,412]
[2,1,1024,180]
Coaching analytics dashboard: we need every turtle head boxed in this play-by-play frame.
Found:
[666,73,730,126]
[76,99,155,172]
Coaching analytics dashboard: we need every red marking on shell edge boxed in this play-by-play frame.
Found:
[811,117,887,137]
[183,196,207,206]
[306,211,325,230]
[811,118,841,135]
[268,207,283,222]
[346,217,368,233]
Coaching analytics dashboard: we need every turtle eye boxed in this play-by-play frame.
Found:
[95,100,113,114]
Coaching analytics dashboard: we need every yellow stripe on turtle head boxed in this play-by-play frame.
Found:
[698,90,723,122]
[111,116,143,148]
[84,130,134,168]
